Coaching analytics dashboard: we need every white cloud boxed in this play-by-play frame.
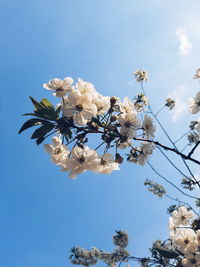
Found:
[175,28,192,55]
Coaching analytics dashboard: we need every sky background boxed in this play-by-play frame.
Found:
[1,0,200,266]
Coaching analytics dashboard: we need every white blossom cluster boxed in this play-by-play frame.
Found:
[189,92,200,116]
[128,142,154,166]
[42,71,156,179]
[165,98,176,110]
[133,93,149,112]
[194,69,200,80]
[70,247,100,266]
[134,70,148,82]
[189,70,200,120]
[112,230,129,248]
[44,138,120,179]
[186,70,200,147]
[169,206,200,267]
[70,231,129,267]
[189,90,200,139]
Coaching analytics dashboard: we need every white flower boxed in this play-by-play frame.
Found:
[172,206,194,226]
[76,78,96,95]
[93,93,110,115]
[173,228,198,254]
[43,77,73,97]
[118,111,141,138]
[133,93,148,112]
[61,145,98,179]
[118,138,132,149]
[189,92,200,114]
[194,68,200,79]
[194,118,200,132]
[44,136,69,165]
[196,230,200,246]
[137,142,154,165]
[134,70,148,82]
[182,253,200,267]
[128,143,154,165]
[168,217,177,239]
[91,153,120,174]
[120,97,135,114]
[142,115,156,138]
[113,231,129,248]
[62,90,97,125]
[165,98,176,110]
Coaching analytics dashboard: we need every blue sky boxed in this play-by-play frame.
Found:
[1,1,200,266]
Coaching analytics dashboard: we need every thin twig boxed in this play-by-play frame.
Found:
[174,131,190,144]
[140,82,198,184]
[133,137,200,166]
[156,145,194,183]
[95,141,106,151]
[155,105,166,116]
[147,162,198,200]
[187,140,200,158]
[165,194,198,215]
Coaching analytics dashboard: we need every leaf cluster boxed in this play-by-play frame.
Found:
[18,97,61,145]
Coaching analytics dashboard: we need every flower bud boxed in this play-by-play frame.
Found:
[110,96,117,108]
[115,153,124,164]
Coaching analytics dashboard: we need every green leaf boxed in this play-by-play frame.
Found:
[23,112,54,120]
[40,98,58,119]
[56,105,62,117]
[29,96,46,112]
[31,123,55,139]
[36,137,45,145]
[40,98,54,110]
[29,97,57,120]
[155,246,179,259]
[18,118,48,134]
[40,98,57,116]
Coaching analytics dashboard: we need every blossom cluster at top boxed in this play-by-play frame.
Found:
[41,70,157,179]
[168,206,200,267]
[19,68,200,179]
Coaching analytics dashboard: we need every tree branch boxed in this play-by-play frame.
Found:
[187,140,200,158]
[133,137,200,166]
[147,162,199,200]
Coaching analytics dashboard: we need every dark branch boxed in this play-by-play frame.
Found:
[187,140,200,158]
